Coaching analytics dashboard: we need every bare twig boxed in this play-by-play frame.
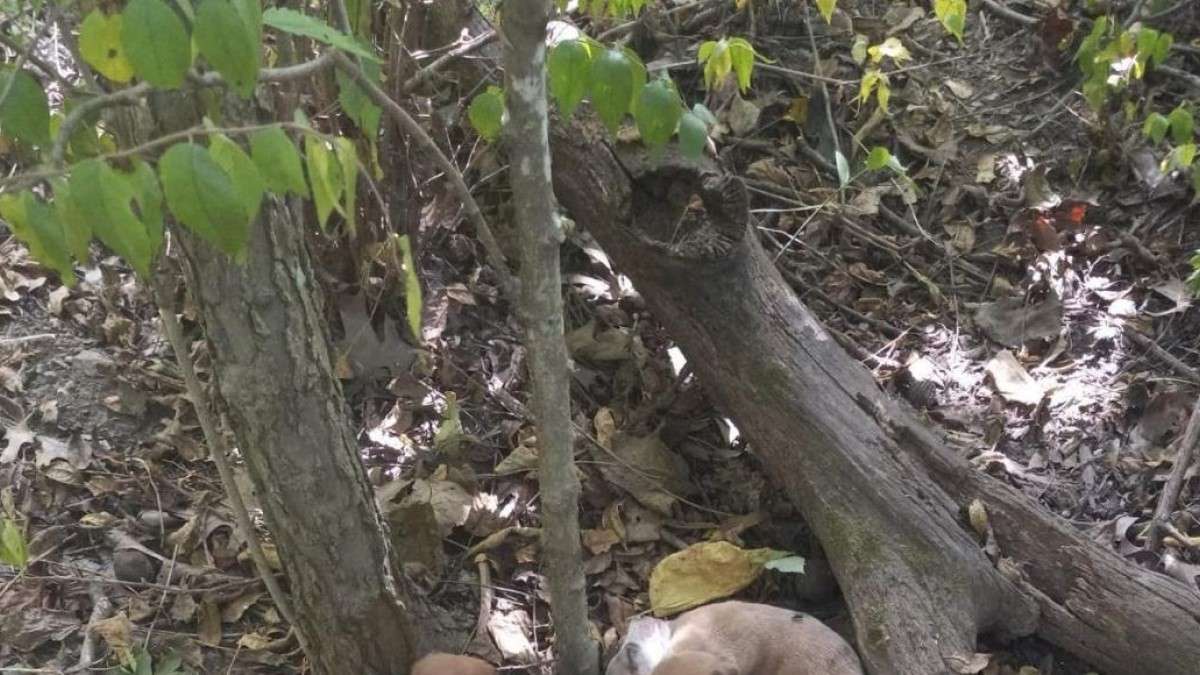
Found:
[1125,328,1200,384]
[401,30,497,94]
[330,50,516,296]
[1148,394,1200,552]
[980,0,1037,26]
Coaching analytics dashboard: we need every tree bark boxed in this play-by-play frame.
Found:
[150,95,431,675]
[502,2,599,674]
[548,122,1200,675]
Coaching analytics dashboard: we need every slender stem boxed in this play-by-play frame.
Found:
[330,50,517,297]
[50,52,336,166]
[502,1,597,673]
[150,266,301,641]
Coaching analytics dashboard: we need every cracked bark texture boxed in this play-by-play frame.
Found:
[150,93,433,675]
[548,122,1200,675]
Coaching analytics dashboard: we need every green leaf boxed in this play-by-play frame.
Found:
[208,134,265,225]
[0,517,27,569]
[867,37,912,65]
[336,60,382,138]
[158,142,252,256]
[816,0,836,23]
[727,38,756,92]
[249,127,308,197]
[79,10,135,83]
[0,191,74,283]
[122,0,191,88]
[835,150,850,188]
[1168,106,1194,146]
[866,146,892,171]
[304,134,342,230]
[634,78,682,151]
[548,39,591,118]
[50,178,92,262]
[398,234,422,341]
[467,86,505,142]
[69,159,158,276]
[334,137,358,236]
[1143,112,1170,144]
[698,39,731,90]
[194,0,260,98]
[590,48,635,133]
[623,47,647,113]
[1151,32,1173,67]
[1167,143,1197,171]
[262,8,380,62]
[0,68,50,145]
[934,0,967,42]
[677,110,708,160]
[122,159,165,260]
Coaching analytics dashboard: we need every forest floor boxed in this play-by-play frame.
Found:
[3,1,1200,674]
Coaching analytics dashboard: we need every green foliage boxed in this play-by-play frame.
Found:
[262,8,380,62]
[581,0,647,18]
[334,137,359,236]
[815,0,837,24]
[0,515,27,569]
[549,39,593,118]
[208,133,266,226]
[50,178,93,263]
[866,146,904,174]
[0,68,50,145]
[467,85,505,142]
[121,0,192,89]
[304,134,342,230]
[69,159,161,277]
[933,0,967,42]
[1076,19,1173,111]
[194,0,261,98]
[397,234,422,341]
[591,48,637,132]
[0,191,74,283]
[336,60,383,138]
[1143,112,1170,145]
[1168,106,1194,145]
[79,10,135,83]
[250,127,309,197]
[118,648,186,675]
[859,69,890,112]
[159,143,253,257]
[634,78,683,153]
[697,37,759,92]
[677,104,715,160]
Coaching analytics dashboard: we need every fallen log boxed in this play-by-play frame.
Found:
[548,123,1200,675]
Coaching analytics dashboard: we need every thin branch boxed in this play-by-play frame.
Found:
[50,52,336,166]
[979,0,1037,26]
[0,31,77,93]
[330,50,516,297]
[401,30,497,94]
[1148,395,1200,553]
[0,3,64,110]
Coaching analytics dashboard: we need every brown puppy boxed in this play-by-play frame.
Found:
[606,601,863,675]
[412,653,496,675]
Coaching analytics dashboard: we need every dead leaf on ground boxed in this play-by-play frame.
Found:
[985,350,1045,406]
[647,541,791,616]
[974,295,1063,347]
